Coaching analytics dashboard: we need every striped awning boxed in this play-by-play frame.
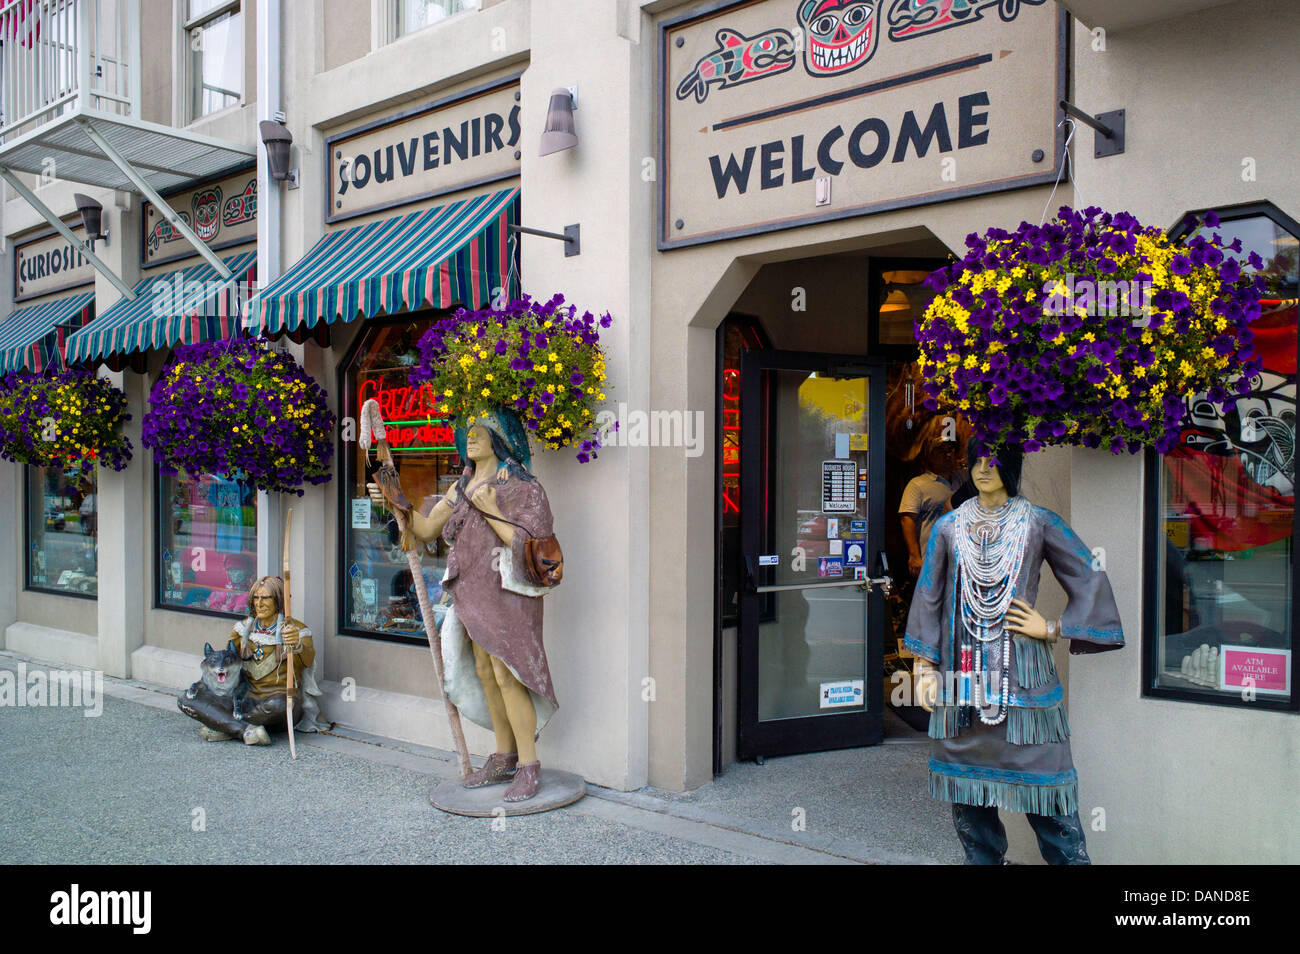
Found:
[0,291,95,373]
[65,250,257,365]
[252,188,519,335]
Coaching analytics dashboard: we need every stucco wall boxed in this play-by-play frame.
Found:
[1067,0,1300,863]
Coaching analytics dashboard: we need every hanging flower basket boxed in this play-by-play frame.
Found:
[142,338,336,495]
[0,368,133,473]
[916,206,1266,455]
[409,293,613,463]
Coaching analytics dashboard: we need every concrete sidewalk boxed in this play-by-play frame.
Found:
[0,651,959,865]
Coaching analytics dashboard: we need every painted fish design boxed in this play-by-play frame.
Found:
[676,27,796,104]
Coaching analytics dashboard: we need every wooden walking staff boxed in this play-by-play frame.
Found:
[360,399,472,778]
[283,508,297,760]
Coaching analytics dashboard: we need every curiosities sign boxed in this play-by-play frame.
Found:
[13,221,94,301]
[659,0,1066,248]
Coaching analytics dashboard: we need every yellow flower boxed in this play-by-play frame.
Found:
[481,388,491,397]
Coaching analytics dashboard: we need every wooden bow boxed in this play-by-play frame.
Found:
[283,508,297,760]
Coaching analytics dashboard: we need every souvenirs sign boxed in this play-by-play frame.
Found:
[13,221,94,301]
[326,74,522,223]
[658,0,1066,248]
[141,167,258,268]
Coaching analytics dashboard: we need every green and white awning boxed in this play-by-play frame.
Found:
[252,188,519,335]
[0,291,95,373]
[65,251,257,365]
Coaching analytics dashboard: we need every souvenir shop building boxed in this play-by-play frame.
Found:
[1,0,1296,865]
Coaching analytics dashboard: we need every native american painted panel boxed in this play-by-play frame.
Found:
[659,0,1065,248]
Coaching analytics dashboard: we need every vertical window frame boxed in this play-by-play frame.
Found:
[23,463,99,601]
[152,461,258,620]
[1142,200,1300,713]
[182,0,244,124]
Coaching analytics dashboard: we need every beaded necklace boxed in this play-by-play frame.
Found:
[952,495,1031,725]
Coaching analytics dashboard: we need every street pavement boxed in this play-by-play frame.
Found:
[0,651,960,865]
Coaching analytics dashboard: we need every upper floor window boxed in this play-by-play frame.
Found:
[395,0,473,38]
[1144,204,1300,711]
[186,0,243,120]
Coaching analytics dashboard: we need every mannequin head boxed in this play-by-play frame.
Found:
[966,437,1022,499]
[464,424,503,465]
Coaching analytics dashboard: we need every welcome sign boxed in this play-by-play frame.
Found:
[13,221,94,301]
[658,0,1066,248]
[326,75,522,223]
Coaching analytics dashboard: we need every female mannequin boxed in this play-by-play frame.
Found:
[388,413,557,802]
[907,440,1124,864]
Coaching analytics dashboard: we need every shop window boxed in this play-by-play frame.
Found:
[26,465,98,598]
[185,0,243,120]
[340,317,461,642]
[156,468,257,616]
[394,0,472,38]
[1145,205,1299,710]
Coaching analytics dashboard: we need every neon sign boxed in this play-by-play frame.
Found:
[722,365,740,515]
[357,377,455,451]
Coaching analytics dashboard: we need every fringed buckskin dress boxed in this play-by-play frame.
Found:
[435,471,559,737]
[904,499,1124,815]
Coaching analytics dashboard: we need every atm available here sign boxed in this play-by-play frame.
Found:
[658,0,1065,248]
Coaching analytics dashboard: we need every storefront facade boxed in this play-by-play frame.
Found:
[644,0,1298,863]
[2,0,1296,863]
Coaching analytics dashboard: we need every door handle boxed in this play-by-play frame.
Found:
[873,552,893,597]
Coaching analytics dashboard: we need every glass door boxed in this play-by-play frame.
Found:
[738,350,888,759]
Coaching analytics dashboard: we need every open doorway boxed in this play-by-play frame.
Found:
[713,242,965,770]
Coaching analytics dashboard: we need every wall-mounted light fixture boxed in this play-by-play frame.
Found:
[539,87,578,157]
[259,119,299,187]
[74,193,109,247]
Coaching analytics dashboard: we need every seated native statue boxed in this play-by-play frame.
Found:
[178,575,325,745]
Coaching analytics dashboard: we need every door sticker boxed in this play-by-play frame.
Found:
[849,519,868,534]
[758,554,780,566]
[844,541,866,566]
[828,539,843,556]
[826,518,839,539]
[821,680,864,709]
[821,460,856,513]
[818,556,844,578]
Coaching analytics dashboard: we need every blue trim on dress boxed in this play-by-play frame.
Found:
[929,758,1078,787]
[1063,623,1124,643]
[904,633,940,662]
[1008,683,1064,708]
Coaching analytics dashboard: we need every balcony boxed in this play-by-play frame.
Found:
[0,0,251,192]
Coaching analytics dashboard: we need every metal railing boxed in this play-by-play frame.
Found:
[0,0,140,142]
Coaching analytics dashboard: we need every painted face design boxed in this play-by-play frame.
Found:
[192,187,222,242]
[797,0,881,76]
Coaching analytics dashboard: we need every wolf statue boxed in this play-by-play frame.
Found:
[177,640,258,743]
